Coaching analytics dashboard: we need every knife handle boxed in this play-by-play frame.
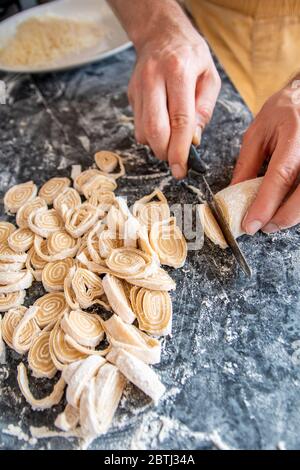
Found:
[188,144,207,174]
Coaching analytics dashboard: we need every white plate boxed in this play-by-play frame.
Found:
[0,0,132,73]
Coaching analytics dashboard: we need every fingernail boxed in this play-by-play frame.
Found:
[262,222,280,234]
[171,164,185,179]
[192,127,202,146]
[244,219,262,235]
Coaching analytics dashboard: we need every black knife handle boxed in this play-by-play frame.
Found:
[188,144,207,174]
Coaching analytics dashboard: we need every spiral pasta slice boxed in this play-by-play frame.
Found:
[0,221,16,243]
[106,247,157,280]
[70,268,106,310]
[0,243,28,263]
[132,288,172,336]
[17,362,65,410]
[107,348,165,403]
[101,314,161,364]
[126,267,176,291]
[133,189,170,229]
[73,169,102,194]
[34,292,69,328]
[61,310,104,348]
[4,181,37,214]
[0,291,25,312]
[82,174,117,199]
[49,320,87,370]
[26,246,47,281]
[53,188,81,219]
[28,331,57,378]
[39,177,71,205]
[28,208,64,238]
[102,274,135,324]
[42,258,74,292]
[0,270,33,294]
[65,203,100,239]
[88,190,116,210]
[12,306,40,354]
[149,217,187,268]
[34,231,80,262]
[1,306,26,347]
[16,197,47,228]
[8,228,34,253]
[94,151,125,180]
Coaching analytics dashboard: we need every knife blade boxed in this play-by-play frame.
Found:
[187,145,252,278]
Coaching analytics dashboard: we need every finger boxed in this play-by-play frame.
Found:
[243,137,300,235]
[167,72,197,179]
[231,125,268,185]
[195,64,221,130]
[262,183,300,233]
[142,79,170,161]
[128,75,146,145]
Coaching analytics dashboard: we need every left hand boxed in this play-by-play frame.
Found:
[231,79,300,234]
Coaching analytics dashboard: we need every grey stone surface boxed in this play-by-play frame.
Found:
[0,48,299,450]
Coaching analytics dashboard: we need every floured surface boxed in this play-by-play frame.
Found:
[0,49,300,450]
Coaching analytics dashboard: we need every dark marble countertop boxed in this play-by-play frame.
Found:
[0,48,300,450]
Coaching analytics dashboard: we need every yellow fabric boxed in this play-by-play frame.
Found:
[185,0,300,114]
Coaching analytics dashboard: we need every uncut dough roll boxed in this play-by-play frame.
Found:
[198,177,263,249]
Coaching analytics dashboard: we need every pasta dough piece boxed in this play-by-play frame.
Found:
[28,208,64,238]
[64,203,101,238]
[101,314,161,364]
[26,246,47,281]
[94,151,125,180]
[80,363,126,438]
[0,243,27,263]
[28,331,57,378]
[61,310,104,348]
[0,316,5,361]
[16,197,47,228]
[102,274,135,324]
[39,177,71,205]
[65,355,106,408]
[126,268,176,291]
[0,221,16,243]
[0,291,25,312]
[34,292,69,328]
[0,270,33,294]
[17,362,65,410]
[4,181,37,214]
[55,404,80,432]
[1,306,27,347]
[107,348,165,403]
[12,306,40,354]
[42,258,74,292]
[198,177,263,249]
[53,187,81,220]
[131,287,172,336]
[8,228,34,253]
[49,320,87,370]
[106,248,157,280]
[149,217,187,268]
[133,189,170,230]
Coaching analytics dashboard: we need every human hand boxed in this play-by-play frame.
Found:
[128,17,221,179]
[231,80,300,234]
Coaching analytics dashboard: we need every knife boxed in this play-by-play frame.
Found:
[187,144,252,278]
